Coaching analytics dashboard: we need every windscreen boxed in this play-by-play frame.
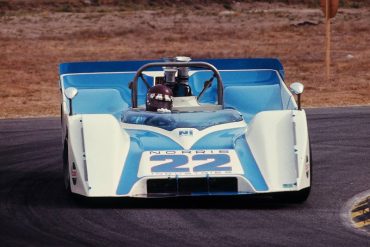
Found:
[122,109,243,131]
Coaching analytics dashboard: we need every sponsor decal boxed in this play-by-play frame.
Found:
[178,130,193,137]
[305,163,310,178]
[149,150,229,155]
[283,183,297,188]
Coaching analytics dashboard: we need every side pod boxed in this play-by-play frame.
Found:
[67,114,130,196]
[246,110,310,192]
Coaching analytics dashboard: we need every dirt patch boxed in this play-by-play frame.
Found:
[1,2,369,118]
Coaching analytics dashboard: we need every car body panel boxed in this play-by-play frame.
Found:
[59,58,310,198]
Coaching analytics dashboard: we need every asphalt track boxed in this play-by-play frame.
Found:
[0,107,369,246]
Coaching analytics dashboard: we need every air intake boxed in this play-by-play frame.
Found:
[147,177,238,195]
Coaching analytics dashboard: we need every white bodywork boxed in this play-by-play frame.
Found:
[60,69,311,197]
[62,112,310,197]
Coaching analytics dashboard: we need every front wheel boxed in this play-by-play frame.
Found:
[273,187,310,203]
[63,140,71,194]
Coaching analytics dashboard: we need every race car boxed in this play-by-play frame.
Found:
[59,57,311,202]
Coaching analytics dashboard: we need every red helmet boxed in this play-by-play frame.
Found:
[146,84,173,112]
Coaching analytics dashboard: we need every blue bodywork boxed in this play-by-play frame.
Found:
[122,109,243,131]
[60,58,289,196]
[60,58,286,122]
[116,128,268,195]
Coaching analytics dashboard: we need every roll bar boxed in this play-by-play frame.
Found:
[130,62,224,108]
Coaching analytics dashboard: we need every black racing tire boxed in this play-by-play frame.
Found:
[273,141,312,204]
[60,104,63,125]
[273,187,310,204]
[63,140,72,194]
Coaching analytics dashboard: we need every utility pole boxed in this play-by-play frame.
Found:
[320,0,339,82]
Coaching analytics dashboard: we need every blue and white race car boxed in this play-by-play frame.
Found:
[59,57,311,202]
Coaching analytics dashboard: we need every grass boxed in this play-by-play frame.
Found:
[0,1,369,118]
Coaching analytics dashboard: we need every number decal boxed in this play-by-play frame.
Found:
[151,155,189,172]
[150,154,231,173]
[193,154,231,172]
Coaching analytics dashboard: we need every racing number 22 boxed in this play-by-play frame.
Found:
[150,154,231,173]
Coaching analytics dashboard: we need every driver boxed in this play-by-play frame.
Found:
[146,84,173,113]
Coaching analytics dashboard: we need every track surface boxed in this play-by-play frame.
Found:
[0,107,369,246]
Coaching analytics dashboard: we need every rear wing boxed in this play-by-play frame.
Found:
[59,58,285,80]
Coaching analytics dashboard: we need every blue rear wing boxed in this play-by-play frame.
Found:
[59,58,285,80]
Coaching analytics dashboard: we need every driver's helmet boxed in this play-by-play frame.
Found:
[146,84,173,112]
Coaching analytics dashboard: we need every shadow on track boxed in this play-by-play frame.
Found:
[69,192,298,210]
